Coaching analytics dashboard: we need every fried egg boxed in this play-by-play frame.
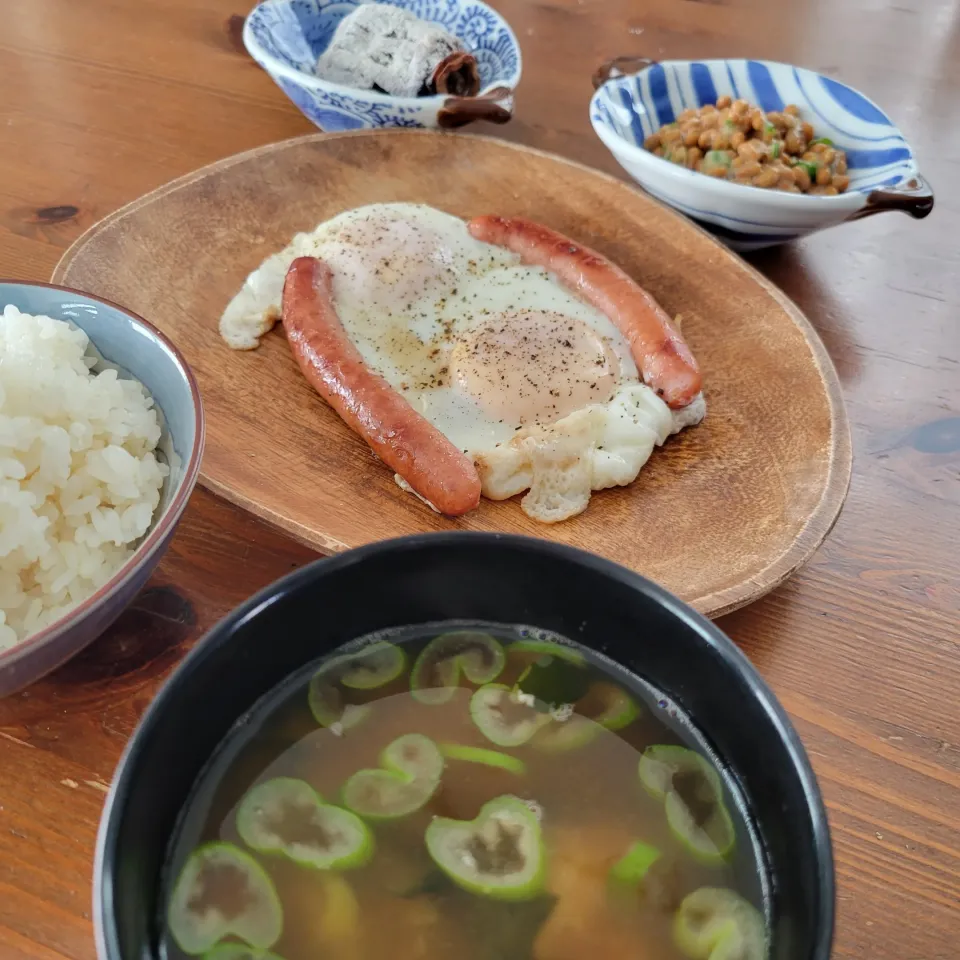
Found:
[220,203,704,522]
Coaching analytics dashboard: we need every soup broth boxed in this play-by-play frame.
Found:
[162,624,770,960]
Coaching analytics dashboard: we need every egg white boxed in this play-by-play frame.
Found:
[220,203,704,522]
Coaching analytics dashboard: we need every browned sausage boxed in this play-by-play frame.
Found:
[281,256,482,516]
[467,216,702,409]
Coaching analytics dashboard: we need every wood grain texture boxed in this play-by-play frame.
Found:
[0,0,958,958]
[52,131,851,618]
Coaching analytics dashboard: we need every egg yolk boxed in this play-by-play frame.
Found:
[451,311,620,426]
[321,211,459,308]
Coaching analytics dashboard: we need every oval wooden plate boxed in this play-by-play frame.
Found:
[53,131,850,617]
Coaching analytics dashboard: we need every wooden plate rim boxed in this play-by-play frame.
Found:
[52,129,852,619]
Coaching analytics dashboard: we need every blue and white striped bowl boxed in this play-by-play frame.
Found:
[244,0,522,132]
[590,57,933,251]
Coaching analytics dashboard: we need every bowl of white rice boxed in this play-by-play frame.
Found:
[0,281,204,695]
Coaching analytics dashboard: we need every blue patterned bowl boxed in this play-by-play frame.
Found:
[244,0,522,131]
[0,281,204,696]
[590,57,933,251]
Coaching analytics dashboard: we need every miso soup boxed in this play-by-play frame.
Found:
[162,624,770,960]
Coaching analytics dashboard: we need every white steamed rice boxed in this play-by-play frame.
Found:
[0,305,168,650]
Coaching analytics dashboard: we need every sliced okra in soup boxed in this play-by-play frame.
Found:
[606,839,687,914]
[639,746,735,863]
[308,673,368,731]
[410,631,506,704]
[531,713,601,752]
[608,839,662,888]
[470,683,552,747]
[532,680,641,752]
[203,945,287,960]
[578,681,640,731]
[674,887,766,960]
[167,843,283,956]
[441,742,527,776]
[342,733,444,819]
[425,795,546,900]
[337,641,407,689]
[308,642,406,729]
[236,777,373,870]
[639,744,694,800]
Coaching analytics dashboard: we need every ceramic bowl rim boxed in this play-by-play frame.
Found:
[0,279,205,673]
[243,0,524,108]
[590,57,920,210]
[93,531,835,960]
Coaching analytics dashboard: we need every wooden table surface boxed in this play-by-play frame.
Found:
[1,0,957,957]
